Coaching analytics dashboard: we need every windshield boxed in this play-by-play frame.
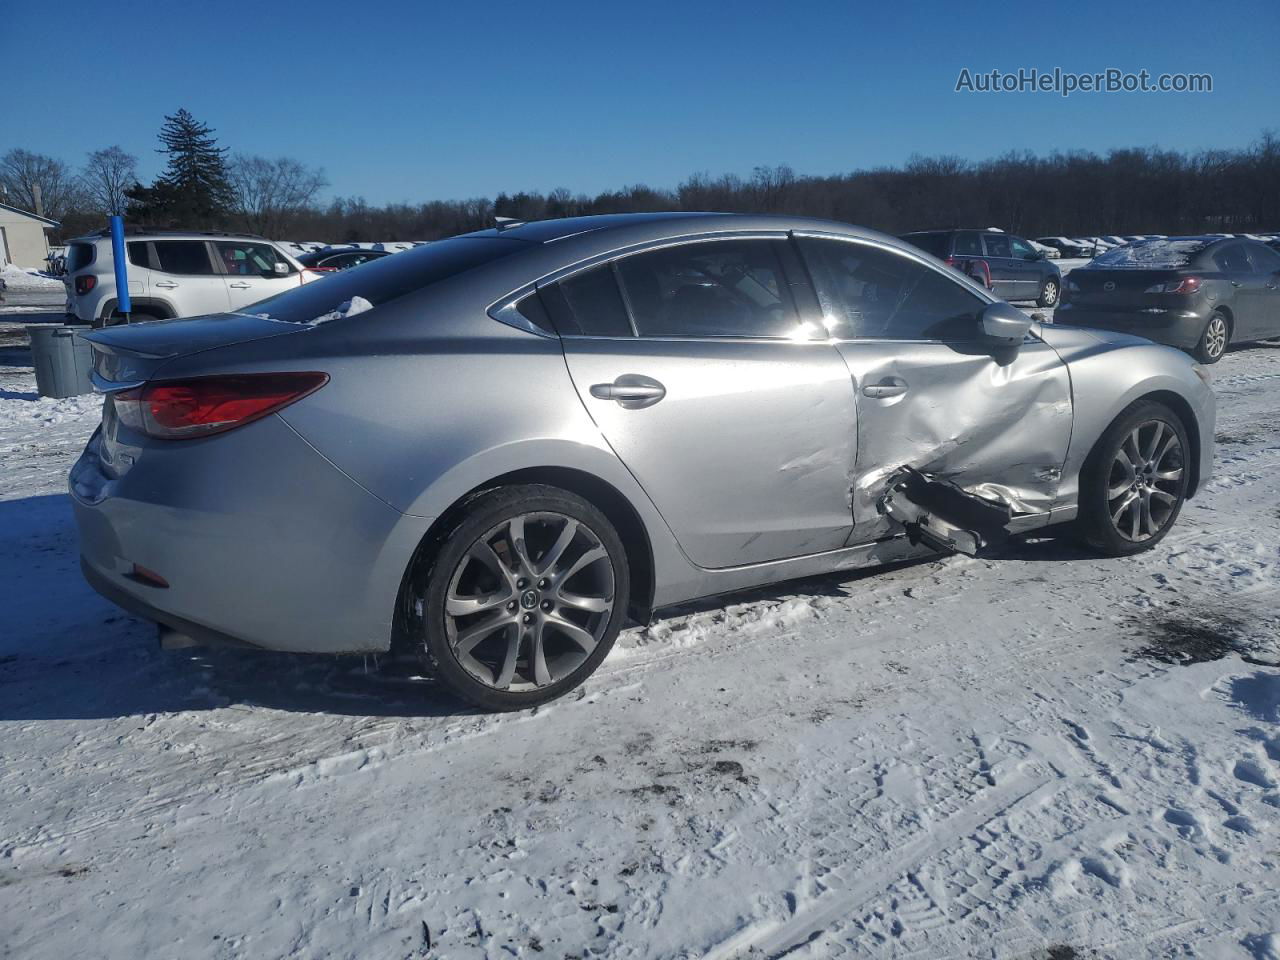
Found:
[238,236,527,323]
[1090,239,1209,270]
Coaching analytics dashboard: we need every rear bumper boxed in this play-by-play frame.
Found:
[1054,305,1209,349]
[70,414,433,654]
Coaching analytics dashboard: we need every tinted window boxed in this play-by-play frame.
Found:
[983,234,1012,258]
[241,237,526,323]
[216,240,290,276]
[1213,244,1251,272]
[901,232,949,258]
[954,232,981,256]
[616,240,800,338]
[515,291,554,335]
[127,241,150,269]
[798,237,986,341]
[555,264,633,336]
[154,240,215,276]
[67,242,96,272]
[1245,243,1280,273]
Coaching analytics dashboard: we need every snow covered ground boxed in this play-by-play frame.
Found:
[1,312,1279,958]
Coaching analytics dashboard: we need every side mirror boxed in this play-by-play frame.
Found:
[980,301,1032,343]
[273,261,290,276]
[1024,252,1042,261]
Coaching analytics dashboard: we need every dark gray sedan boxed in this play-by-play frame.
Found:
[1056,236,1280,362]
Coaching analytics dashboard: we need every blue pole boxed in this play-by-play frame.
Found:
[109,215,131,321]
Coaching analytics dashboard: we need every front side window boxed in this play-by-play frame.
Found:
[1009,237,1036,259]
[798,236,986,341]
[216,241,290,276]
[983,234,1012,258]
[615,239,800,339]
[1245,243,1280,273]
[153,240,216,276]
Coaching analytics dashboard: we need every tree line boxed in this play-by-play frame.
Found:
[3,110,1277,245]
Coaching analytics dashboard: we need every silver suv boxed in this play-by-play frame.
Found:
[64,229,318,327]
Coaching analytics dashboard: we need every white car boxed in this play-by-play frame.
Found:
[64,229,320,327]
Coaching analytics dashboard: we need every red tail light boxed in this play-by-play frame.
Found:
[113,372,328,440]
[74,275,97,295]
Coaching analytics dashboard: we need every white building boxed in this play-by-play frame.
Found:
[0,202,59,269]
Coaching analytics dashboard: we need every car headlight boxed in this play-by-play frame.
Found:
[1191,363,1213,386]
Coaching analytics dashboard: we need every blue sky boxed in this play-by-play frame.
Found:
[5,0,1276,204]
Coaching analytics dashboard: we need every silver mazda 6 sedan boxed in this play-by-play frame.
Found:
[70,213,1215,710]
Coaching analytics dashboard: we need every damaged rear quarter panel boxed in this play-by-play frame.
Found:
[836,335,1074,544]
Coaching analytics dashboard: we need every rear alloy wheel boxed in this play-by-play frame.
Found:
[1195,312,1229,363]
[1078,401,1189,556]
[418,484,629,711]
[1037,278,1060,307]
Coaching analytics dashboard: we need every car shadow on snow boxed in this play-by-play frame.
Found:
[0,493,479,722]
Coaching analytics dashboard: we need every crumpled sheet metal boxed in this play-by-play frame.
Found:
[840,340,1074,538]
[879,466,1013,556]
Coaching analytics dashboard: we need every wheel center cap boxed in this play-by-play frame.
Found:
[520,590,538,610]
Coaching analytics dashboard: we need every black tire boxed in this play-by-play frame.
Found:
[1037,277,1060,308]
[1077,400,1190,557]
[417,484,629,711]
[1193,311,1230,364]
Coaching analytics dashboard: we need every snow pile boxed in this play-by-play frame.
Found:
[1090,239,1209,269]
[1,263,64,292]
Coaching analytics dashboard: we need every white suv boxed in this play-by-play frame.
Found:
[65,229,321,327]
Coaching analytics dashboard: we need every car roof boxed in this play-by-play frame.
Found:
[69,230,275,244]
[453,212,926,267]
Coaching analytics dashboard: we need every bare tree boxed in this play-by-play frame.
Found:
[81,146,138,216]
[0,149,83,220]
[228,154,328,237]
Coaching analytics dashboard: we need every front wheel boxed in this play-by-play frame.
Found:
[417,484,629,711]
[1037,277,1060,307]
[1194,312,1229,363]
[1077,400,1190,556]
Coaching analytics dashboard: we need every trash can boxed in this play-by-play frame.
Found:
[27,324,95,399]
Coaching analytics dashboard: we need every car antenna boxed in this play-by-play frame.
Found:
[494,217,525,232]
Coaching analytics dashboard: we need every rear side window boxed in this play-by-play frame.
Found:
[616,239,800,339]
[127,242,150,268]
[243,236,526,323]
[1246,243,1280,273]
[1213,244,1251,273]
[983,234,1012,258]
[953,232,981,256]
[902,232,949,258]
[549,264,633,337]
[154,240,215,275]
[798,236,985,341]
[66,242,96,272]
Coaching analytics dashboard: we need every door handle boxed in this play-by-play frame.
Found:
[155,280,179,288]
[862,378,909,399]
[589,374,666,409]
[1230,280,1242,287]
[228,281,252,289]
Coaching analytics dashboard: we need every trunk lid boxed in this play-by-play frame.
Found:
[1067,268,1185,308]
[85,313,305,382]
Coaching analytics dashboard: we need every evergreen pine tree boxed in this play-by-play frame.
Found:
[152,108,233,228]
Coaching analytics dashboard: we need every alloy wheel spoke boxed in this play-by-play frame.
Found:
[467,539,513,587]
[454,611,515,655]
[1149,488,1179,505]
[538,519,579,576]
[557,591,612,613]
[446,590,512,617]
[1110,489,1139,524]
[1141,422,1164,463]
[1154,467,1183,482]
[546,614,599,654]
[492,626,520,689]
[506,515,534,574]
[529,621,552,687]
[558,545,607,584]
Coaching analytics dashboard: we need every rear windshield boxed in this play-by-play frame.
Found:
[238,237,526,323]
[1090,239,1209,270]
[67,242,96,273]
[900,232,949,258]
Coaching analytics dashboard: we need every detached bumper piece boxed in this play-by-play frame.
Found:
[879,467,1013,557]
